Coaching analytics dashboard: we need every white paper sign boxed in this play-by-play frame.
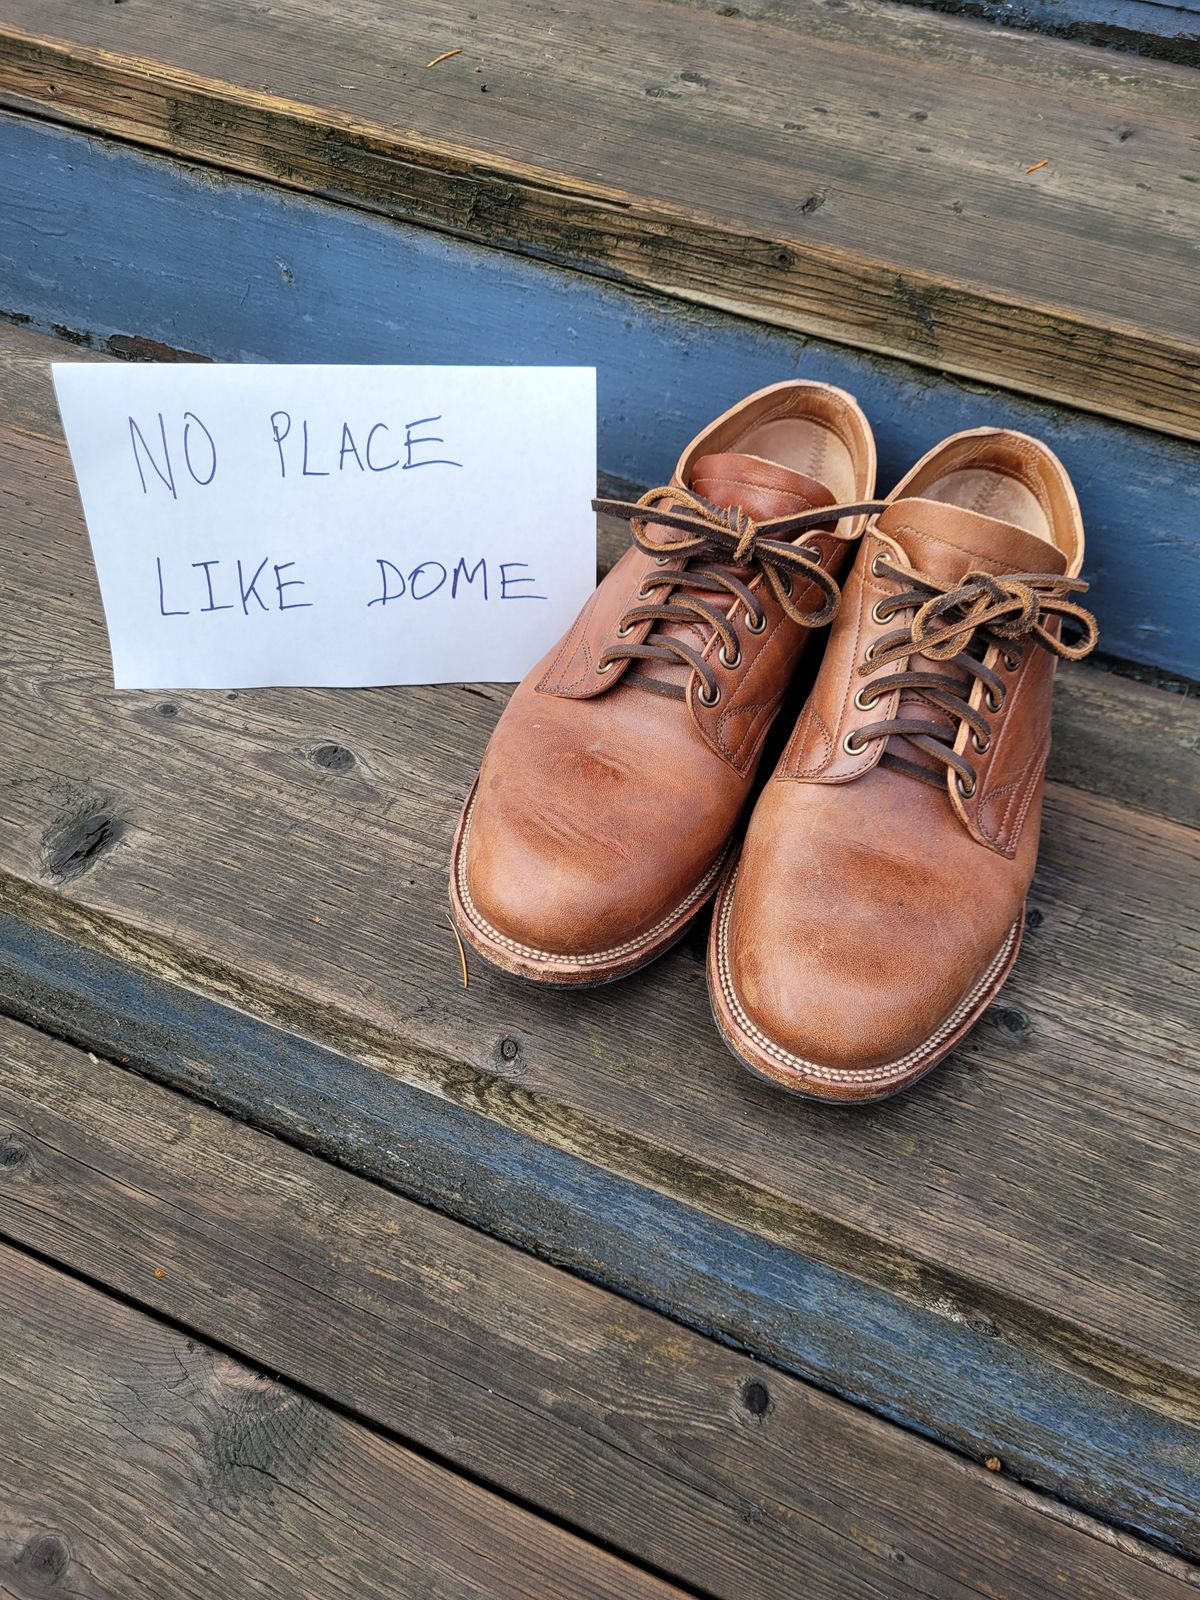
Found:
[52,363,597,688]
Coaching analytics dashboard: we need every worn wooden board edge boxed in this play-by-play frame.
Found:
[0,908,1197,1558]
[3,1013,1198,1600]
[3,119,1199,679]
[0,1246,689,1600]
[0,21,1197,443]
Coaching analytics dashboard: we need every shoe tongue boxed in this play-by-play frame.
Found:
[690,451,837,520]
[631,452,837,690]
[871,498,1066,784]
[875,497,1067,583]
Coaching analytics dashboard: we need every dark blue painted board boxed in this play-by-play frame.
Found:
[0,911,1196,1556]
[903,0,1200,63]
[1,115,1197,676]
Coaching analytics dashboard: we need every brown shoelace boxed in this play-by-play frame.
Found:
[849,556,1099,795]
[592,486,885,703]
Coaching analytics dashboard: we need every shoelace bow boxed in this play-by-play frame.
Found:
[591,486,885,701]
[851,557,1099,795]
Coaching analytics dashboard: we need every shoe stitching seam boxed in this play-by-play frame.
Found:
[715,871,1019,1083]
[456,795,728,965]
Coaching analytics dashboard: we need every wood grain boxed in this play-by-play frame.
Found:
[0,1251,685,1600]
[3,319,1196,829]
[0,0,1197,436]
[1,423,1198,1373]
[5,1017,1196,1598]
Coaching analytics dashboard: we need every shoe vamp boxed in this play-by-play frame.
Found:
[728,765,1026,1068]
[468,680,744,950]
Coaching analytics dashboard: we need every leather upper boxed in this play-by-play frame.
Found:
[715,426,1093,1086]
[456,381,877,965]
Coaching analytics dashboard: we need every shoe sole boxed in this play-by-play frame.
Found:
[449,785,730,988]
[707,856,1024,1104]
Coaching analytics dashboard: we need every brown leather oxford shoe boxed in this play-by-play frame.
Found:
[450,381,878,985]
[709,427,1099,1100]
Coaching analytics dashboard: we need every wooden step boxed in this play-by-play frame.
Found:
[0,321,1198,1554]
[0,0,1198,441]
[3,1013,1196,1599]
[0,1254,683,1599]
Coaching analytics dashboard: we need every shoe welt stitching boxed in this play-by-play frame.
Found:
[715,867,1019,1084]
[456,794,729,966]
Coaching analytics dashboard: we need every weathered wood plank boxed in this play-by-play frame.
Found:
[0,387,1198,1549]
[6,1017,1196,1598]
[0,0,1197,439]
[5,121,1200,678]
[0,1248,686,1600]
[3,316,1197,825]
[6,908,1199,1561]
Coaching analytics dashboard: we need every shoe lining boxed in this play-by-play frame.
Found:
[922,467,1055,544]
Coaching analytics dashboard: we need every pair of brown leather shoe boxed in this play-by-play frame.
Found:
[450,382,1098,1102]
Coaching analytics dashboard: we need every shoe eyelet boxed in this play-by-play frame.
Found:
[615,621,634,639]
[744,609,767,634]
[956,772,977,799]
[719,643,741,669]
[853,686,878,712]
[800,544,823,563]
[1002,651,1021,672]
[984,686,1004,714]
[780,574,794,598]
[871,552,892,579]
[637,580,654,600]
[843,731,867,756]
[971,729,991,754]
[698,682,721,707]
[596,660,615,676]
[863,641,879,664]
[871,600,892,625]
[654,555,671,566]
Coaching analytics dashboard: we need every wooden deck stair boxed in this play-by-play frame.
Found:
[0,0,1198,1587]
[0,320,1198,1593]
[2,0,1199,440]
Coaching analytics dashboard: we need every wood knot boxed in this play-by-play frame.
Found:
[738,1377,772,1419]
[15,1532,71,1588]
[306,743,357,774]
[0,1138,30,1174]
[41,807,121,883]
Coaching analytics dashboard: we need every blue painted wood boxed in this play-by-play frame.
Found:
[899,0,1200,62]
[1,114,1197,678]
[0,909,1196,1557]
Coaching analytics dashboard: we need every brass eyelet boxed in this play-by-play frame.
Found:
[780,573,794,598]
[971,729,991,754]
[719,643,741,669]
[800,544,823,563]
[1002,651,1021,672]
[843,731,867,756]
[615,621,634,639]
[596,660,614,676]
[853,686,878,712]
[955,772,977,799]
[871,600,891,625]
[654,555,671,566]
[637,579,654,600]
[870,552,892,579]
[984,687,1004,713]
[745,609,767,634]
[863,641,879,664]
[698,682,721,707]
